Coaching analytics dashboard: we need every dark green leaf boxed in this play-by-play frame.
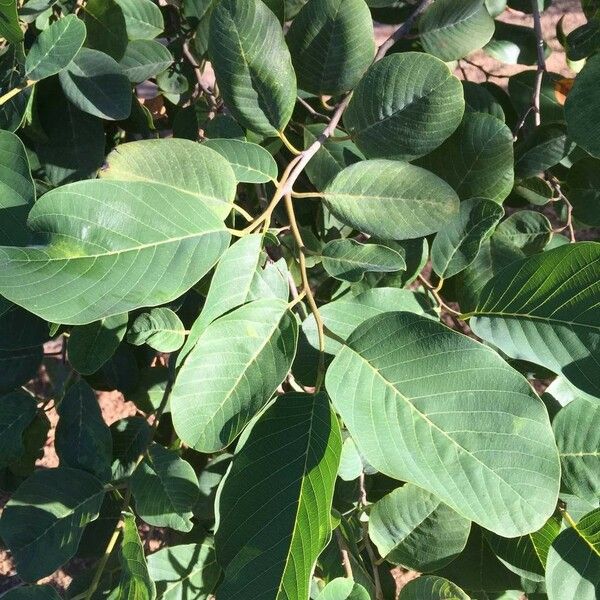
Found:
[83,0,128,60]
[119,39,173,83]
[567,157,600,226]
[0,0,24,42]
[0,390,37,468]
[0,586,62,600]
[111,416,152,479]
[493,210,552,254]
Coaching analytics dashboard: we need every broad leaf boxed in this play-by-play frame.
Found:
[317,578,370,600]
[369,483,471,572]
[147,542,220,600]
[0,390,37,468]
[326,312,560,536]
[344,52,464,161]
[25,14,86,81]
[553,398,600,502]
[55,380,112,481]
[131,443,199,532]
[321,239,405,282]
[323,159,459,240]
[546,508,600,600]
[101,138,237,219]
[58,47,132,121]
[1,586,61,600]
[286,0,375,95]
[418,0,494,62]
[0,467,105,582]
[203,138,278,183]
[171,298,298,452]
[128,308,185,353]
[431,197,504,279]
[568,157,600,226]
[0,180,230,325]
[484,20,541,65]
[115,0,164,39]
[493,210,552,254]
[111,416,152,479]
[215,393,342,600]
[83,0,128,60]
[417,112,514,204]
[68,313,129,375]
[469,242,600,397]
[398,576,470,600]
[0,0,23,42]
[119,39,173,83]
[208,0,297,135]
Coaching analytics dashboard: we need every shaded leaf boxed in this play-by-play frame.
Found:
[0,586,62,600]
[567,157,600,226]
[0,0,23,42]
[83,0,128,60]
[119,39,173,83]
[111,416,152,479]
[115,0,163,40]
[0,390,37,468]
[493,210,552,254]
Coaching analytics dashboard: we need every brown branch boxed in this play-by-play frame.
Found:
[335,528,354,580]
[531,0,547,127]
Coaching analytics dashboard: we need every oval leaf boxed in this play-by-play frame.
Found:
[128,307,185,353]
[398,576,470,600]
[119,39,173,84]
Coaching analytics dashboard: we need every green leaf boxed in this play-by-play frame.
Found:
[115,0,163,40]
[171,298,297,452]
[0,180,230,325]
[553,398,600,503]
[321,239,405,283]
[0,129,35,246]
[83,0,128,60]
[418,0,494,61]
[203,138,278,183]
[431,197,504,279]
[462,81,505,121]
[116,512,156,600]
[58,47,132,121]
[316,578,370,600]
[101,138,237,220]
[417,112,514,204]
[567,157,600,226]
[119,39,173,83]
[0,0,24,43]
[398,576,470,600]
[303,124,364,190]
[68,313,129,375]
[0,390,37,468]
[0,467,105,582]
[0,586,62,600]
[286,0,375,96]
[369,483,471,572]
[0,45,30,132]
[343,52,465,161]
[126,366,168,413]
[111,416,152,479]
[131,443,199,532]
[484,21,540,65]
[565,54,600,158]
[326,311,560,536]
[493,210,552,254]
[25,14,86,81]
[147,542,220,600]
[55,380,112,481]
[546,508,600,600]
[337,436,363,481]
[469,242,600,397]
[128,308,185,353]
[215,393,342,600]
[323,159,460,240]
[208,0,297,135]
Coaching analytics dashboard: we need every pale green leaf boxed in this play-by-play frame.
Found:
[337,437,363,481]
[171,298,298,452]
[398,576,470,600]
[317,578,370,600]
[128,308,185,353]
[208,0,297,135]
[343,52,464,161]
[115,0,163,39]
[469,242,600,398]
[326,311,560,536]
[0,467,105,582]
[119,39,173,84]
[323,159,460,240]
[0,180,230,325]
[101,138,237,219]
[215,393,341,600]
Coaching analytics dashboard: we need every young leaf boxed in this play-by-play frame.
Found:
[25,14,86,81]
[0,467,105,581]
[68,313,129,375]
[215,393,342,600]
[323,159,460,240]
[321,239,406,283]
[553,398,600,503]
[116,512,156,600]
[171,298,298,452]
[55,380,113,481]
[128,307,185,353]
[325,312,560,537]
[0,390,38,468]
[343,52,465,161]
[317,578,370,600]
[0,180,231,324]
[431,197,504,279]
[147,542,221,600]
[398,576,470,600]
[119,39,173,83]
[203,138,278,183]
[58,47,132,121]
[115,0,164,40]
[131,443,199,532]
[469,242,600,398]
[286,0,375,96]
[369,484,471,572]
[208,0,297,135]
[101,138,237,219]
[418,0,495,62]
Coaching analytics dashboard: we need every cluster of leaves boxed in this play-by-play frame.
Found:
[0,0,599,598]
